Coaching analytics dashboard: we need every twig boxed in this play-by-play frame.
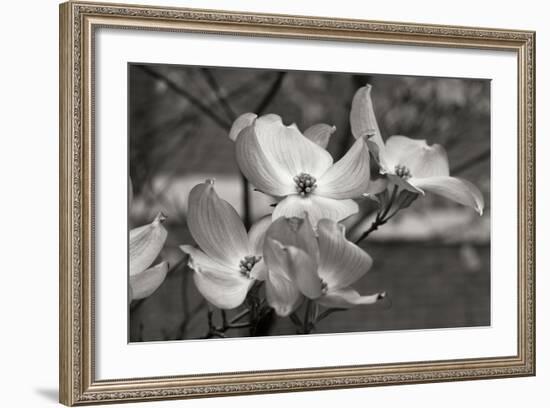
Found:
[303,299,313,334]
[255,72,287,114]
[451,148,490,175]
[200,68,238,121]
[315,308,346,324]
[289,312,303,331]
[136,65,231,130]
[354,185,398,244]
[175,299,206,340]
[230,307,251,324]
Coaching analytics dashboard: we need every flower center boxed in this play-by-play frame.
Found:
[238,255,261,278]
[293,172,317,196]
[394,164,412,180]
[320,280,328,295]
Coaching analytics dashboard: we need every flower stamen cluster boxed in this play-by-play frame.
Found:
[320,280,328,295]
[394,164,412,180]
[293,172,318,196]
[239,255,261,278]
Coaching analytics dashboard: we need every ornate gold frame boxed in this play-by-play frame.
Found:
[59,1,536,405]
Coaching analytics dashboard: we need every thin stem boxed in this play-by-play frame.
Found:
[303,299,313,334]
[451,148,490,175]
[353,218,382,244]
[354,186,398,245]
[289,312,303,332]
[229,307,251,324]
[381,185,399,219]
[221,310,228,330]
[315,308,346,324]
[255,72,287,114]
[200,68,238,121]
[227,322,252,329]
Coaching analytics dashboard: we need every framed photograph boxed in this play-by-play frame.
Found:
[59,1,535,405]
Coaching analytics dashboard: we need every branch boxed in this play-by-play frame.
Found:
[136,65,231,130]
[355,186,398,244]
[451,148,490,174]
[200,68,238,121]
[255,72,287,114]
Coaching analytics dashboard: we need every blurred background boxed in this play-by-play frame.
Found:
[129,63,490,342]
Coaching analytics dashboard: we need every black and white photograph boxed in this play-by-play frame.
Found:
[128,64,490,342]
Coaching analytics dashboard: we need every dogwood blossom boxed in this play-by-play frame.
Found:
[180,180,271,309]
[231,113,372,226]
[350,84,484,215]
[263,216,385,314]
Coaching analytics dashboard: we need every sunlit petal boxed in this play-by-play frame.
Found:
[387,174,424,194]
[129,212,168,276]
[365,177,389,196]
[263,238,304,316]
[247,215,272,255]
[181,245,252,309]
[264,216,319,262]
[187,181,249,267]
[317,136,371,199]
[385,136,450,178]
[265,268,303,317]
[253,114,334,178]
[264,238,322,300]
[316,219,373,290]
[235,125,295,196]
[303,123,336,149]
[229,112,257,141]
[410,176,485,215]
[130,261,169,301]
[319,287,386,308]
[350,84,386,152]
[272,194,359,226]
[249,258,267,281]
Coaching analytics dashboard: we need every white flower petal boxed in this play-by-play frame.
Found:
[350,84,386,151]
[303,123,336,149]
[247,215,272,255]
[265,268,303,317]
[318,287,385,309]
[253,114,334,178]
[263,238,304,316]
[264,238,322,300]
[410,176,485,215]
[365,177,389,196]
[129,213,168,276]
[250,258,267,281]
[235,125,295,196]
[187,181,249,267]
[181,245,252,309]
[385,136,450,178]
[317,136,371,199]
[229,112,257,141]
[387,174,424,194]
[264,216,319,262]
[272,194,359,226]
[130,261,169,301]
[316,219,373,290]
